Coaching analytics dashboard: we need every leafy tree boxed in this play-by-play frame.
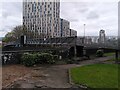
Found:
[2,25,42,43]
[2,32,16,43]
[96,49,104,57]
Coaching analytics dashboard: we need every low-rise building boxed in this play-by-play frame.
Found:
[70,29,77,37]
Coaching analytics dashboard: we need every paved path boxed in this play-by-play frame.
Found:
[6,56,114,88]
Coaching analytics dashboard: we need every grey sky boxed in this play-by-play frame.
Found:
[0,0,119,37]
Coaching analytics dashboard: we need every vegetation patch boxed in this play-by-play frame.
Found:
[106,58,120,62]
[21,53,59,67]
[70,64,119,88]
[104,52,115,56]
[96,50,104,57]
[21,53,36,67]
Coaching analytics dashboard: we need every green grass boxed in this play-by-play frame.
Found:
[106,58,120,62]
[104,52,115,56]
[70,64,119,88]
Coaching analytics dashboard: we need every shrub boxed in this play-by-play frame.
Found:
[96,49,104,57]
[21,53,58,66]
[40,53,55,64]
[34,53,57,64]
[66,59,74,64]
[53,55,59,60]
[21,53,36,67]
[33,53,43,64]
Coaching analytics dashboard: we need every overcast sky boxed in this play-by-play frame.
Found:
[0,0,119,37]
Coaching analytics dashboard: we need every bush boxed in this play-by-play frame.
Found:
[35,53,43,64]
[53,55,59,60]
[96,49,104,57]
[66,59,74,64]
[21,52,59,66]
[21,53,36,67]
[40,53,55,64]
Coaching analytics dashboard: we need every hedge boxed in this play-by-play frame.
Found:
[21,53,59,66]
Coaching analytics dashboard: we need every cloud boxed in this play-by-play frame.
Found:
[0,2,22,37]
[2,10,9,18]
[78,8,88,13]
[61,2,118,36]
[0,1,118,37]
[86,11,99,20]
[69,19,79,22]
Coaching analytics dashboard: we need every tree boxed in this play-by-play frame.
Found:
[2,25,41,43]
[2,32,15,43]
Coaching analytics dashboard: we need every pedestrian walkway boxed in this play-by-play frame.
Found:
[5,56,114,88]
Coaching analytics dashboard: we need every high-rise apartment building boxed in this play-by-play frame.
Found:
[23,0,60,39]
[98,29,106,43]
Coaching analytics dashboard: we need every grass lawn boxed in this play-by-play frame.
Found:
[106,58,120,62]
[104,52,115,56]
[70,64,119,88]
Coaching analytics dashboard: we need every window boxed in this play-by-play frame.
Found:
[48,11,50,14]
[48,4,50,8]
[32,4,34,12]
[32,3,36,12]
[38,2,40,5]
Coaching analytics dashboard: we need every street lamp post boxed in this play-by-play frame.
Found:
[84,24,86,38]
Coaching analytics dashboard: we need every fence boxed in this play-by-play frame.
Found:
[2,52,22,65]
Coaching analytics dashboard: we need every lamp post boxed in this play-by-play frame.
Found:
[84,24,86,38]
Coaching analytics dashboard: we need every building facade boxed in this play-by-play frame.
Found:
[70,29,77,37]
[98,29,106,43]
[23,0,60,39]
[60,18,70,37]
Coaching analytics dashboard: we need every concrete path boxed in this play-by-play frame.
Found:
[6,56,114,88]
